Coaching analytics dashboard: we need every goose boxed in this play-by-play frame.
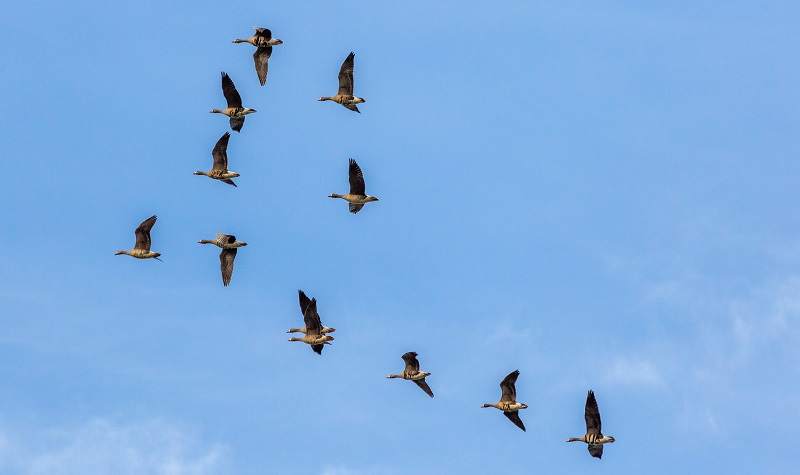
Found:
[387,351,434,398]
[288,291,334,354]
[232,27,283,86]
[115,215,161,261]
[567,390,615,459]
[318,52,365,113]
[481,370,528,431]
[193,132,239,186]
[328,158,379,214]
[198,234,248,286]
[287,290,336,335]
[210,72,256,132]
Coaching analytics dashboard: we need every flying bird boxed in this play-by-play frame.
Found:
[288,290,335,355]
[193,132,239,186]
[328,158,379,214]
[481,370,528,431]
[198,234,248,286]
[567,390,616,459]
[287,290,336,335]
[115,215,161,261]
[387,352,434,398]
[318,52,365,113]
[210,72,256,132]
[232,27,283,86]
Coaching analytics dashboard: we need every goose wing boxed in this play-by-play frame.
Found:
[303,298,323,336]
[298,290,312,317]
[503,410,526,432]
[215,234,236,246]
[311,344,325,355]
[499,370,519,403]
[337,52,355,96]
[229,115,245,133]
[413,378,434,398]
[254,47,272,86]
[253,27,272,39]
[585,390,602,435]
[342,102,361,113]
[588,444,604,459]
[133,215,157,251]
[348,158,366,196]
[401,352,421,373]
[221,72,243,108]
[348,203,364,214]
[211,132,230,170]
[220,178,237,187]
[219,248,237,286]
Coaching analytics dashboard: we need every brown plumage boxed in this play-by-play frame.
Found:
[481,370,528,432]
[328,158,379,214]
[232,27,283,85]
[387,351,434,398]
[198,234,248,286]
[288,290,334,354]
[115,215,161,260]
[210,72,256,132]
[567,390,616,458]
[193,132,239,186]
[318,52,365,113]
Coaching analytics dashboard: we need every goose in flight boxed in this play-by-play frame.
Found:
[567,390,616,458]
[287,290,336,335]
[288,291,334,355]
[193,132,239,186]
[115,215,161,261]
[481,370,528,431]
[318,52,365,113]
[198,234,248,286]
[328,158,379,214]
[387,352,434,398]
[232,27,283,86]
[210,72,256,132]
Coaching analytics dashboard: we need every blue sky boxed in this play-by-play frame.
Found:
[1,1,799,473]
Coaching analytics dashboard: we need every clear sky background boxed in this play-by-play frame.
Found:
[1,1,799,473]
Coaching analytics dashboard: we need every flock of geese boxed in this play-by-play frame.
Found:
[113,26,616,459]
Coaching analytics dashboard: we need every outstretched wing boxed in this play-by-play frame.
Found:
[499,370,519,402]
[134,215,157,251]
[503,411,526,432]
[229,115,245,133]
[303,298,322,336]
[348,203,364,214]
[219,248,237,286]
[298,290,312,317]
[337,52,355,96]
[588,444,604,459]
[401,352,421,373]
[311,344,325,355]
[254,47,272,86]
[348,158,366,196]
[221,72,243,108]
[585,390,602,435]
[211,132,230,170]
[342,102,361,113]
[413,378,434,398]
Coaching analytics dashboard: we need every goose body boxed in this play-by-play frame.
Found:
[194,132,239,186]
[210,72,256,132]
[115,215,161,261]
[329,158,379,214]
[387,351,434,398]
[288,290,334,355]
[318,52,365,113]
[567,390,615,459]
[481,370,528,431]
[232,27,283,86]
[198,234,247,286]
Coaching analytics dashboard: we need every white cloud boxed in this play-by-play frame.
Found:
[604,357,664,386]
[0,418,225,475]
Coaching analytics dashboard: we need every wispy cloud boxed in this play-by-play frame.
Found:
[604,357,664,386]
[0,418,225,475]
